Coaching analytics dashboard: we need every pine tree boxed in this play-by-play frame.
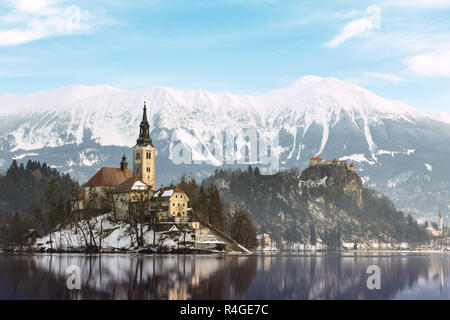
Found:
[207,184,224,231]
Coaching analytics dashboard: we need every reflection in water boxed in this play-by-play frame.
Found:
[1,253,450,300]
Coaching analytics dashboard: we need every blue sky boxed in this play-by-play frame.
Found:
[1,0,450,114]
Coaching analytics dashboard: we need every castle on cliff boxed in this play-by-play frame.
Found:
[309,157,355,172]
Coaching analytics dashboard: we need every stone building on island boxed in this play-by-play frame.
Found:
[72,156,132,212]
[71,102,251,253]
[73,102,192,224]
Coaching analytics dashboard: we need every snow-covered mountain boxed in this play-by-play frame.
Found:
[1,76,450,221]
[432,112,450,124]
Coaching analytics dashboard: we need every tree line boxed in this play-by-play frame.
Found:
[177,176,258,249]
[202,165,430,249]
[0,160,258,251]
[0,160,78,250]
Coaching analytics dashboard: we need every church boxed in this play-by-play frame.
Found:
[73,102,191,223]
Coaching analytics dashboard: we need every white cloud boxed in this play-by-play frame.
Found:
[332,10,361,20]
[406,50,450,77]
[325,5,381,48]
[387,0,450,8]
[367,72,403,83]
[0,0,107,46]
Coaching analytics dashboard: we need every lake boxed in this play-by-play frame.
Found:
[1,252,449,300]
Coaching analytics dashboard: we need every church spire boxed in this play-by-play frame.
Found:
[136,100,153,146]
[142,100,148,123]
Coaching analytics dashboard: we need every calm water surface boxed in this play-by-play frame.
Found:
[1,252,449,300]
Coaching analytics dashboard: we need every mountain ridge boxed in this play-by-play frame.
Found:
[0,76,427,121]
[0,76,449,222]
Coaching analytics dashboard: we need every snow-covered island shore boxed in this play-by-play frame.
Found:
[32,213,251,254]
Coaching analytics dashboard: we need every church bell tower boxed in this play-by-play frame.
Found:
[133,101,156,190]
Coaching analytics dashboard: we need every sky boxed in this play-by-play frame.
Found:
[1,0,450,114]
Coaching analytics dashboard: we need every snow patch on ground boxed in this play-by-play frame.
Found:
[376,149,415,157]
[387,171,413,188]
[299,176,328,189]
[34,214,196,251]
[13,152,39,160]
[361,176,370,184]
[339,153,375,165]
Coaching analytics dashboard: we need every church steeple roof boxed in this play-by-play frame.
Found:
[142,100,148,123]
[136,100,153,147]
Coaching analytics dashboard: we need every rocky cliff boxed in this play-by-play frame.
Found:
[203,165,428,249]
[299,164,363,209]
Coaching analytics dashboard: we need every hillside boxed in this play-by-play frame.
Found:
[0,160,77,222]
[0,76,449,221]
[202,165,428,249]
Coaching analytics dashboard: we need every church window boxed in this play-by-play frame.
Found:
[146,167,150,172]
[146,151,151,159]
[136,152,140,160]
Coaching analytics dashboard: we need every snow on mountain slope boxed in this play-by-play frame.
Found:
[0,76,426,154]
[1,86,264,152]
[1,76,450,221]
[260,76,422,122]
[263,77,424,159]
[0,85,124,115]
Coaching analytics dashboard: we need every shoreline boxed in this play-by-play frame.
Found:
[2,248,449,255]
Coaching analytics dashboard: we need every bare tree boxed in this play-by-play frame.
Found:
[127,190,150,247]
[230,207,257,249]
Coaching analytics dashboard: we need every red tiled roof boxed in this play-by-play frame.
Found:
[309,157,322,161]
[83,167,132,188]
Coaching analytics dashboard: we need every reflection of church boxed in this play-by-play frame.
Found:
[74,102,191,223]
